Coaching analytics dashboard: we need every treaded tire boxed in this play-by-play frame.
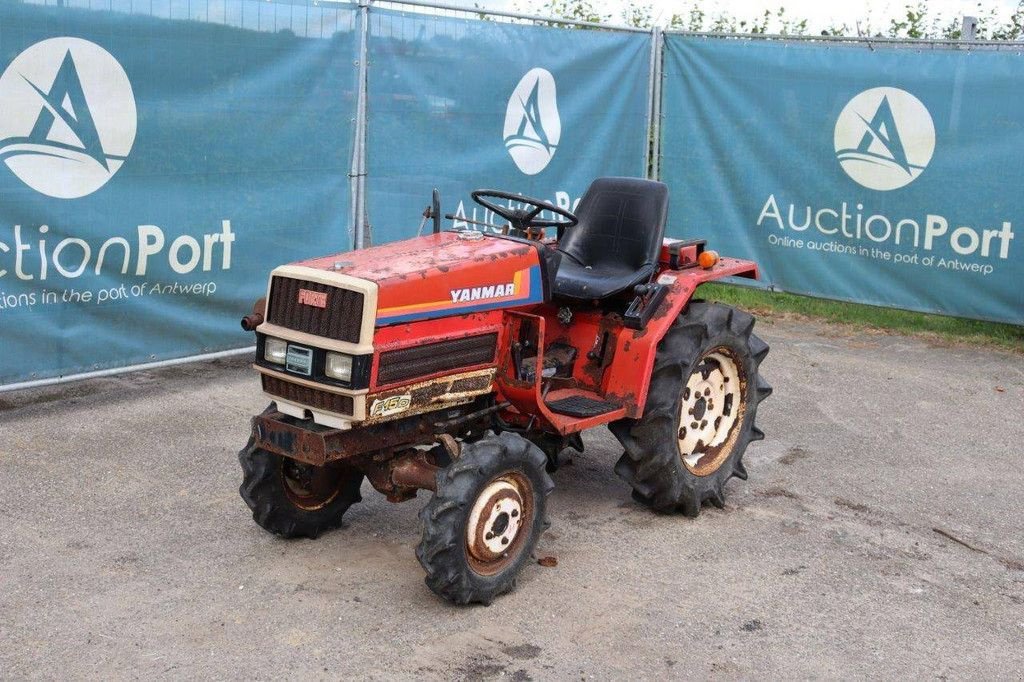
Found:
[609,301,771,517]
[238,436,363,539]
[416,431,554,605]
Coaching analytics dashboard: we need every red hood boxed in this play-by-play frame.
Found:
[294,232,546,325]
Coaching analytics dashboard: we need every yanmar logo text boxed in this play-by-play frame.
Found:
[449,282,514,304]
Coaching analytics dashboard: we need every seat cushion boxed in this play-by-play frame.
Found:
[552,177,668,301]
[553,259,654,301]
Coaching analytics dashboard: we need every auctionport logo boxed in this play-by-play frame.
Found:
[0,38,137,199]
[503,68,560,175]
[834,87,935,191]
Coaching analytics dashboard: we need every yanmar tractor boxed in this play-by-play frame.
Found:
[238,177,771,604]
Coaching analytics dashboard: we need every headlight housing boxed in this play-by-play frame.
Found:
[325,352,353,382]
[264,337,287,365]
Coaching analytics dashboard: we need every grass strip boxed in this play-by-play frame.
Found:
[698,282,1023,353]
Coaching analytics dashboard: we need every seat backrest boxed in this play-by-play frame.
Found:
[559,177,669,272]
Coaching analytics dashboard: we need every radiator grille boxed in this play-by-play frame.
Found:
[377,333,498,385]
[263,375,354,416]
[266,276,364,343]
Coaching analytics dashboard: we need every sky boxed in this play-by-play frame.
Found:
[482,0,1021,31]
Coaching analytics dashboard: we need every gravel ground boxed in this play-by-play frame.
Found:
[1,317,1022,680]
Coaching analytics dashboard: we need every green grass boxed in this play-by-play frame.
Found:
[699,282,1024,353]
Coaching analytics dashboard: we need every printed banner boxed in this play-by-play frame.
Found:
[0,1,359,385]
[365,10,652,245]
[661,36,1023,324]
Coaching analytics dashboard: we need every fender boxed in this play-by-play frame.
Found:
[604,257,760,418]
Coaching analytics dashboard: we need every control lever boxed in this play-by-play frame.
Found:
[416,189,443,236]
[624,283,668,330]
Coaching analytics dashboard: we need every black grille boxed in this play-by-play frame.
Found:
[377,333,498,385]
[263,375,354,416]
[266,276,364,343]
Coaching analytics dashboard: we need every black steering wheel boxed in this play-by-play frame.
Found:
[471,189,578,238]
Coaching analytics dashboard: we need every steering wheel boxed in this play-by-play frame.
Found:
[471,189,578,238]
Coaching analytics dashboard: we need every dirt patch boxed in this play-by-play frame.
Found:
[741,619,765,632]
[760,486,800,500]
[502,644,542,660]
[779,447,811,465]
[834,498,871,513]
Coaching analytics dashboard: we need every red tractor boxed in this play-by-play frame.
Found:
[238,177,771,604]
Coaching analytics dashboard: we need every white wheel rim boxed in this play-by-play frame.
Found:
[466,478,526,567]
[678,349,745,476]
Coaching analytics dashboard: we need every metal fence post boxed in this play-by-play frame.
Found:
[651,27,663,180]
[962,15,978,41]
[350,0,372,250]
[644,26,657,177]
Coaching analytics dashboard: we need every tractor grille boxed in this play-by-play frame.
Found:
[266,276,364,343]
[377,333,498,385]
[262,374,354,416]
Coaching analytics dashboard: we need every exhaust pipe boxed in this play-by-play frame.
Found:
[240,298,266,332]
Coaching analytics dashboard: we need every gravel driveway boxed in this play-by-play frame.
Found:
[1,316,1022,679]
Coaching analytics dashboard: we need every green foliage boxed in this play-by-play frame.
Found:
[515,0,1024,40]
[621,3,653,28]
[887,2,929,38]
[667,5,705,32]
[515,0,610,27]
[664,5,807,35]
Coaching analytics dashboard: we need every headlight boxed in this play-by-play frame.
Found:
[325,352,353,382]
[264,337,287,365]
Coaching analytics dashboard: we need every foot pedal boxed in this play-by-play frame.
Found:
[546,395,619,418]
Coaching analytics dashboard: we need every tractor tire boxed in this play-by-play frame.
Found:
[416,431,554,605]
[238,437,363,539]
[609,301,771,517]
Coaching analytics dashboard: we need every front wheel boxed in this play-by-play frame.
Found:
[238,439,364,539]
[416,431,554,605]
[610,301,771,516]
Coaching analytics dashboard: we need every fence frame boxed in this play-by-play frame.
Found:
[3,0,1020,392]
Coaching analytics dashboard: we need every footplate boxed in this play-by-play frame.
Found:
[545,395,620,418]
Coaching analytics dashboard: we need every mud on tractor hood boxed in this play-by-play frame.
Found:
[293,232,547,326]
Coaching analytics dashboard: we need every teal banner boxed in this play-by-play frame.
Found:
[0,1,358,385]
[365,10,652,244]
[661,36,1023,325]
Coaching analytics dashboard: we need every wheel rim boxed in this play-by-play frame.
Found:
[465,472,534,576]
[677,347,747,476]
[280,459,343,511]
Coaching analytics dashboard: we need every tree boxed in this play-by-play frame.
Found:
[516,0,1024,40]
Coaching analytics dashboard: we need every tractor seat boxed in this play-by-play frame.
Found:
[553,177,669,301]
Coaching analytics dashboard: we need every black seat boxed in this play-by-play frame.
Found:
[553,177,669,301]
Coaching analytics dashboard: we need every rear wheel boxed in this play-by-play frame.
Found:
[609,301,771,516]
[417,432,553,605]
[238,438,363,539]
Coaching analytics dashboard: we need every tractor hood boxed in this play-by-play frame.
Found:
[293,232,548,326]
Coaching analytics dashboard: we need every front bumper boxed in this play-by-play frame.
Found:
[251,408,438,466]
